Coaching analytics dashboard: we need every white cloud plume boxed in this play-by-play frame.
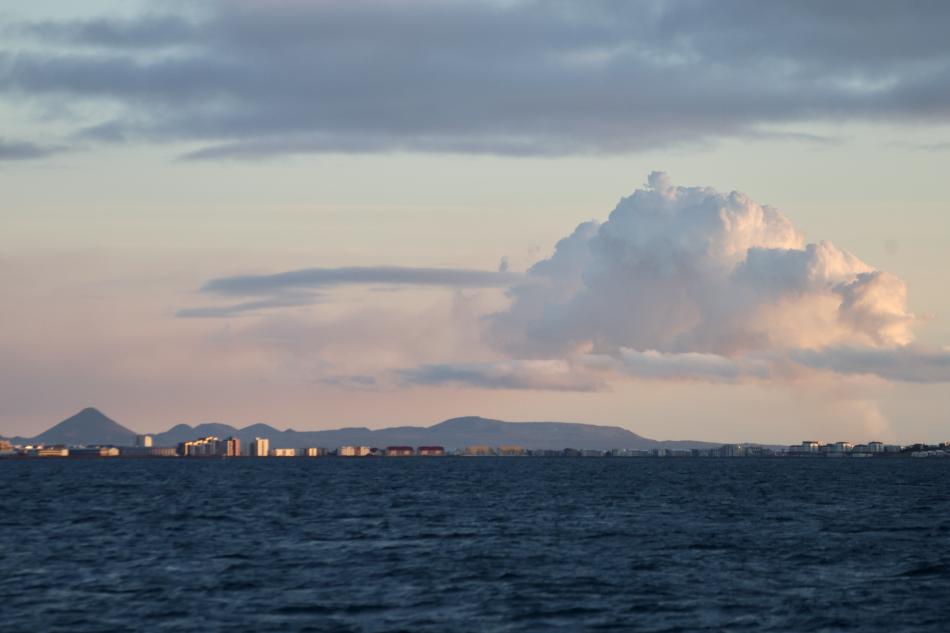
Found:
[489,172,917,359]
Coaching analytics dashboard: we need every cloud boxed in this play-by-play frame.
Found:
[176,293,319,318]
[0,139,61,161]
[399,359,605,392]
[791,346,950,383]
[320,374,380,391]
[588,349,770,383]
[489,172,917,359]
[4,1,950,158]
[200,266,522,296]
[180,172,949,390]
[23,15,196,49]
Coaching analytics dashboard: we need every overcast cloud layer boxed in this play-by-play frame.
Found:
[3,0,950,158]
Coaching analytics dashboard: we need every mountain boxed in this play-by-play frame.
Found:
[5,409,737,451]
[150,415,724,451]
[9,408,137,446]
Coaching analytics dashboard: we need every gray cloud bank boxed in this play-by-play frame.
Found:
[4,1,950,158]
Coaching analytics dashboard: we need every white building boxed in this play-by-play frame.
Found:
[249,437,270,457]
[135,434,153,448]
[271,448,296,457]
[338,445,371,457]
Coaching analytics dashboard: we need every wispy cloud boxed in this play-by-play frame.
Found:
[399,360,605,392]
[201,266,522,296]
[593,349,770,383]
[176,293,320,318]
[790,346,950,383]
[0,139,62,161]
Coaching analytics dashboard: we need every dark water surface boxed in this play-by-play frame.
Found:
[3,458,950,631]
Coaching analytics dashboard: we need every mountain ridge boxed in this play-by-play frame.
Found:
[3,409,747,451]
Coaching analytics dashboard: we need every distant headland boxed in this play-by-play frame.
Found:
[1,407,948,459]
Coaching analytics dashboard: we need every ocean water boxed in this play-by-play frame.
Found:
[2,458,949,632]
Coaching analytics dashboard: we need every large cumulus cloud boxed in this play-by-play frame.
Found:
[489,172,916,360]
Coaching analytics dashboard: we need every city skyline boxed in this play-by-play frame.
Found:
[2,1,950,444]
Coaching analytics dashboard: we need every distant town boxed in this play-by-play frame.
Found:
[2,435,949,459]
[2,408,948,460]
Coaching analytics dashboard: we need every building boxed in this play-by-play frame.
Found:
[178,436,223,457]
[417,446,445,456]
[135,434,153,448]
[868,441,885,453]
[224,437,241,457]
[528,449,562,457]
[463,445,494,456]
[271,448,296,457]
[249,437,270,457]
[249,437,269,457]
[120,446,177,457]
[338,445,371,457]
[801,441,821,454]
[718,444,744,457]
[498,445,525,456]
[827,441,853,455]
[301,447,326,457]
[36,446,69,457]
[609,449,651,457]
[386,446,414,456]
[70,447,120,457]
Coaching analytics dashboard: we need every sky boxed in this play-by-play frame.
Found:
[1,0,949,443]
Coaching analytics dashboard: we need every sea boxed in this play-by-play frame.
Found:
[2,458,949,632]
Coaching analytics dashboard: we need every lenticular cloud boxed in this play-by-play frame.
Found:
[489,172,916,360]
